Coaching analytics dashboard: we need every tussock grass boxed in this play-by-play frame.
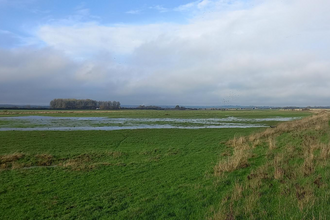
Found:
[212,111,330,219]
[0,152,25,163]
[0,152,25,169]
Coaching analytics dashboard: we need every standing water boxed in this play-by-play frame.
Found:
[0,116,301,131]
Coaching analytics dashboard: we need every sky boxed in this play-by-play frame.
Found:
[0,0,330,106]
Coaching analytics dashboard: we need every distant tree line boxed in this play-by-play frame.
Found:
[174,105,186,110]
[50,99,121,110]
[137,105,163,110]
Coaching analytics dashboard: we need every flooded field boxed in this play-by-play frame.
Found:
[0,116,301,131]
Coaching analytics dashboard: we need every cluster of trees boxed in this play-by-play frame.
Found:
[137,105,163,110]
[50,99,121,110]
[98,101,121,110]
[174,105,186,110]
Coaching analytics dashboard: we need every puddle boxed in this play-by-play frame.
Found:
[0,116,300,131]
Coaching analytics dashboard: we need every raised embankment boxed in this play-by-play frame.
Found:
[212,111,330,219]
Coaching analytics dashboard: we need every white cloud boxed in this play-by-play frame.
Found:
[126,10,141,15]
[0,48,73,83]
[37,23,177,57]
[43,5,101,27]
[174,0,212,11]
[3,0,330,106]
[0,47,131,104]
[197,0,210,9]
[149,5,169,13]
[174,2,196,11]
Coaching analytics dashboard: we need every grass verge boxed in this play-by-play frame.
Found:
[212,111,330,219]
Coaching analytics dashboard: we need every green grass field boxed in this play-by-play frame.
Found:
[0,109,311,118]
[2,109,327,219]
[1,128,262,219]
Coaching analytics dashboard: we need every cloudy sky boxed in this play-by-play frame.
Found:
[0,0,329,106]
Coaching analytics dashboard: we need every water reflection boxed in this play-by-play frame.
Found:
[0,116,300,131]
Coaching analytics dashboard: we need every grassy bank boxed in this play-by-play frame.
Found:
[212,111,330,219]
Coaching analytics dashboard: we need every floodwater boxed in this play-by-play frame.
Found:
[0,116,301,131]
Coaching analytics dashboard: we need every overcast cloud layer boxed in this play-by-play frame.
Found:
[1,0,330,106]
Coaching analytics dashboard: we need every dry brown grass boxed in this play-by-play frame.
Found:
[227,136,246,148]
[59,153,127,170]
[255,112,330,140]
[0,152,25,163]
[216,112,330,175]
[302,153,315,176]
[319,144,330,160]
[295,184,315,211]
[107,151,125,158]
[210,197,235,220]
[232,182,244,201]
[0,153,25,170]
[268,137,276,150]
[0,153,56,170]
[60,158,96,171]
[60,159,85,170]
[274,167,284,180]
[35,154,53,166]
[273,154,284,179]
[214,144,251,175]
[243,192,259,217]
[11,162,25,169]
[0,152,126,171]
[59,154,93,170]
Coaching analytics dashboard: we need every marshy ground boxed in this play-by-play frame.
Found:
[0,115,302,131]
[1,109,328,219]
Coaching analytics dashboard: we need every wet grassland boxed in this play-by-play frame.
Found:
[0,109,311,118]
[2,109,325,219]
[0,109,309,130]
